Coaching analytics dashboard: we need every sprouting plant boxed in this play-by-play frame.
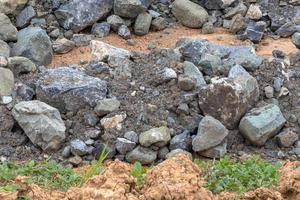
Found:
[130,161,147,187]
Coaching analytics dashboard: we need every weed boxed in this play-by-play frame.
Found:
[130,161,147,187]
[195,156,281,194]
[0,185,18,193]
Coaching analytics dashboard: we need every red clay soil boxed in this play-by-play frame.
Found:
[50,26,298,67]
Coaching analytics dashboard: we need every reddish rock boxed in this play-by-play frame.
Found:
[276,128,299,148]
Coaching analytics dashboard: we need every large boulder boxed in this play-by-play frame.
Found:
[12,100,66,151]
[239,104,286,146]
[139,127,171,147]
[55,0,113,32]
[35,67,108,113]
[0,13,18,42]
[11,27,53,66]
[114,0,151,18]
[198,75,259,129]
[172,0,208,28]
[0,0,28,15]
[192,116,228,152]
[0,67,14,96]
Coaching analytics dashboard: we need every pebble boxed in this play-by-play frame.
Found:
[264,86,274,98]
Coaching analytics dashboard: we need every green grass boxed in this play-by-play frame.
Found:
[195,156,281,194]
[130,161,147,187]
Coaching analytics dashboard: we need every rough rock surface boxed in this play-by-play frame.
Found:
[12,100,66,152]
[0,67,14,96]
[0,0,27,15]
[139,126,171,147]
[126,146,157,164]
[114,0,151,18]
[0,13,18,42]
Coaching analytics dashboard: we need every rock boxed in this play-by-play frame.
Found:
[0,96,12,104]
[169,130,192,151]
[68,156,82,166]
[125,146,157,164]
[292,32,300,49]
[199,53,222,76]
[113,0,151,18]
[273,77,283,92]
[107,15,124,32]
[70,139,90,156]
[62,146,71,158]
[0,56,7,67]
[0,13,18,42]
[228,65,250,78]
[183,61,206,87]
[0,105,14,132]
[100,113,126,131]
[12,100,66,151]
[275,22,296,38]
[177,103,189,115]
[91,22,111,38]
[0,67,14,96]
[154,67,177,85]
[265,86,274,99]
[71,34,95,47]
[93,142,116,159]
[55,0,113,32]
[158,147,169,160]
[246,21,266,43]
[224,3,248,19]
[36,67,108,113]
[94,99,121,117]
[139,126,171,147]
[49,29,60,39]
[118,25,131,39]
[15,83,35,101]
[172,0,208,28]
[199,141,227,159]
[0,40,10,57]
[230,14,246,33]
[166,149,192,160]
[239,104,286,146]
[276,128,299,148]
[151,17,167,31]
[16,6,36,28]
[91,40,131,62]
[11,27,52,66]
[115,138,136,154]
[83,113,99,127]
[202,22,215,34]
[134,12,152,36]
[192,116,228,152]
[124,131,139,143]
[203,0,235,10]
[7,56,36,77]
[0,0,28,15]
[246,4,262,20]
[52,38,75,54]
[199,75,259,129]
[178,75,196,91]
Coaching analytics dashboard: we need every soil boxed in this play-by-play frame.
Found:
[50,26,298,67]
[1,155,299,200]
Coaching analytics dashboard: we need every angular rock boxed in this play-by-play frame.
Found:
[0,40,10,57]
[239,104,286,146]
[192,116,228,152]
[0,0,28,15]
[183,61,206,87]
[230,14,246,33]
[107,15,124,32]
[94,99,121,117]
[139,127,171,147]
[276,128,299,148]
[292,32,300,49]
[55,0,113,32]
[224,3,248,19]
[35,67,107,113]
[11,27,52,66]
[198,75,259,129]
[118,25,131,39]
[166,149,192,160]
[124,131,139,143]
[202,22,215,34]
[100,113,126,131]
[0,105,14,132]
[246,4,263,20]
[169,131,192,151]
[12,100,66,151]
[0,67,14,96]
[7,56,36,77]
[93,142,116,159]
[16,6,36,28]
[178,75,196,91]
[0,13,18,42]
[199,53,222,76]
[134,12,152,36]
[199,141,227,159]
[172,0,208,28]
[202,0,235,10]
[71,34,95,47]
[70,139,90,156]
[275,22,296,38]
[246,21,266,43]
[126,146,157,164]
[52,38,75,54]
[151,17,167,31]
[114,0,151,18]
[228,65,250,78]
[15,83,35,101]
[115,137,136,154]
[90,40,131,62]
[91,22,111,38]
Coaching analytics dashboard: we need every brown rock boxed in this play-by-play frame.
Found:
[276,128,299,148]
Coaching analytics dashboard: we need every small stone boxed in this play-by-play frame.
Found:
[292,32,300,49]
[84,139,94,145]
[94,99,121,117]
[183,61,206,87]
[52,38,75,54]
[178,75,196,91]
[93,142,116,159]
[230,14,246,33]
[276,128,299,148]
[199,141,227,159]
[83,113,99,127]
[70,139,90,156]
[83,129,101,139]
[126,146,157,164]
[115,137,136,155]
[275,22,296,38]
[134,12,152,36]
[7,56,36,77]
[169,130,192,151]
[62,146,71,158]
[246,4,262,20]
[91,22,111,38]
[100,113,126,131]
[16,6,36,28]
[158,147,169,159]
[166,149,192,160]
[72,34,95,47]
[202,22,215,34]
[118,25,131,39]
[273,78,283,92]
[277,151,285,159]
[265,86,274,99]
[177,103,189,115]
[107,14,124,32]
[151,17,167,31]
[0,67,14,96]
[68,156,82,166]
[228,65,250,78]
[124,131,139,143]
[0,13,18,42]
[1,96,12,105]
[139,126,171,147]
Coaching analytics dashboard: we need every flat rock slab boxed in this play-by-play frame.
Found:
[35,67,107,113]
[239,104,286,146]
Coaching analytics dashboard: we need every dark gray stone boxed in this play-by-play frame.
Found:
[7,56,36,77]
[114,0,151,18]
[275,22,297,37]
[16,6,36,28]
[118,25,131,39]
[115,137,136,154]
[0,13,17,42]
[246,21,266,43]
[134,12,152,36]
[126,146,157,164]
[169,130,192,151]
[91,22,111,38]
[70,139,90,156]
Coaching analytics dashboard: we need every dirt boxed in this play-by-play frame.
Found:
[50,26,298,67]
[1,155,300,200]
